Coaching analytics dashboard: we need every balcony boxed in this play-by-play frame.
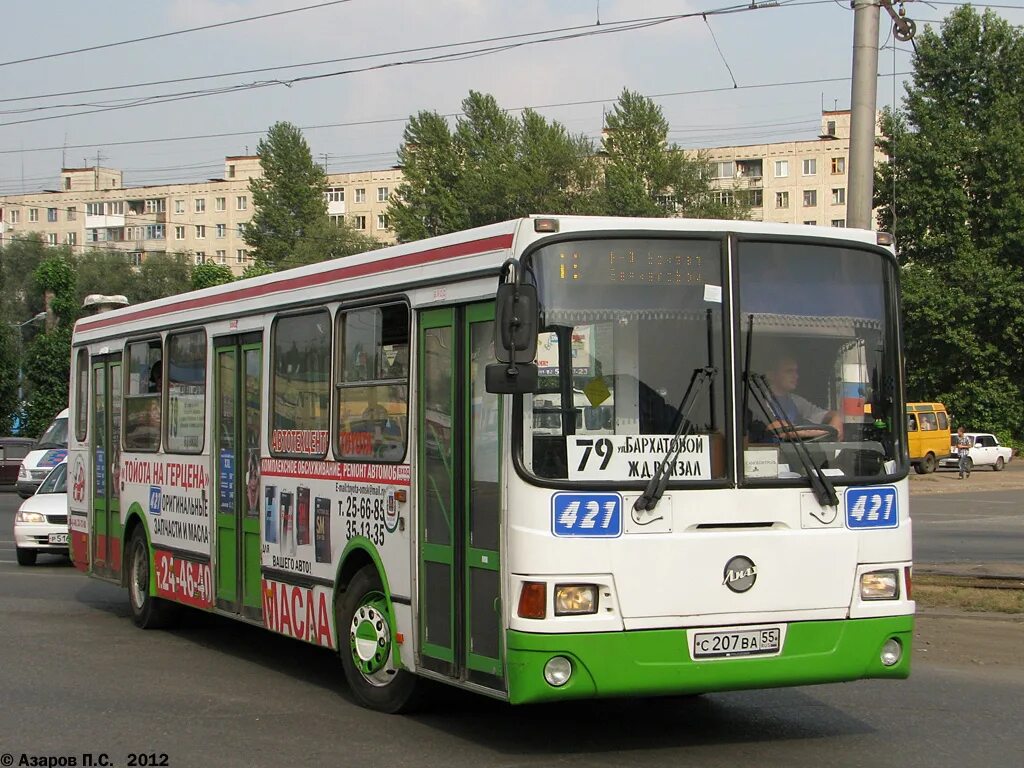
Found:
[85,214,126,229]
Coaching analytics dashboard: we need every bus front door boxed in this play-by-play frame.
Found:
[91,356,122,580]
[213,334,263,619]
[417,304,504,692]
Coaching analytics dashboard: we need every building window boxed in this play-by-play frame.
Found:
[216,250,226,263]
[109,201,124,215]
[228,164,236,178]
[803,220,817,226]
[175,199,185,214]
[776,191,789,209]
[746,189,763,208]
[47,208,58,222]
[124,338,164,451]
[831,156,846,174]
[353,215,367,230]
[236,195,247,211]
[86,202,103,216]
[803,190,817,207]
[774,160,789,178]
[66,206,76,221]
[326,187,345,202]
[376,214,389,230]
[29,208,38,222]
[831,219,846,228]
[711,191,734,205]
[194,198,206,214]
[9,210,18,224]
[236,249,247,263]
[376,186,390,202]
[271,309,332,458]
[802,158,817,176]
[329,214,344,226]
[215,197,226,212]
[713,161,735,179]
[47,233,58,246]
[66,232,77,246]
[128,252,142,266]
[195,251,206,264]
[64,177,72,191]
[145,199,166,213]
[832,187,846,205]
[216,223,226,239]
[165,330,207,454]
[127,226,144,241]
[195,225,205,239]
[174,226,186,240]
[355,188,366,203]
[145,224,165,240]
[335,303,409,462]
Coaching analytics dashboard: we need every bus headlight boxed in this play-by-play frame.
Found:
[860,570,899,600]
[554,584,598,616]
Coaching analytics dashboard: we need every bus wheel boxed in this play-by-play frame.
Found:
[127,528,178,629]
[338,565,419,713]
[920,453,936,474]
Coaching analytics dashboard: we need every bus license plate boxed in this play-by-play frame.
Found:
[692,627,782,659]
[48,533,69,545]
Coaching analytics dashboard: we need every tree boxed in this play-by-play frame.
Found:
[74,249,137,307]
[874,7,1024,443]
[135,253,193,303]
[600,89,748,219]
[191,262,235,291]
[0,323,18,434]
[244,121,370,270]
[0,235,49,324]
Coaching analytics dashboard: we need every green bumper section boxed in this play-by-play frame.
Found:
[506,615,912,705]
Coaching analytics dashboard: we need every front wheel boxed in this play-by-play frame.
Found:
[994,456,1005,471]
[337,565,420,713]
[127,528,179,629]
[16,547,37,566]
[920,453,936,474]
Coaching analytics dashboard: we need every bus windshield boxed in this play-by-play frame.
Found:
[520,236,903,486]
[523,237,727,482]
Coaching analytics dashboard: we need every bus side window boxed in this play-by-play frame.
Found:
[906,414,918,432]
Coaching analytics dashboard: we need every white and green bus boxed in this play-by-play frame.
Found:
[68,215,912,712]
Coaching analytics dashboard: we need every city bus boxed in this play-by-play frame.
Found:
[68,215,912,713]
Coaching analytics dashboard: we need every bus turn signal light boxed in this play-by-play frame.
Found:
[518,582,547,619]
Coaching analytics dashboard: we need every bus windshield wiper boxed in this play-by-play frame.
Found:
[633,366,716,513]
[747,372,838,508]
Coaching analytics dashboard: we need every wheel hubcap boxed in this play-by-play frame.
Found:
[349,592,394,685]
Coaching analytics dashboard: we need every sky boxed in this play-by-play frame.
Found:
[1,0,1021,195]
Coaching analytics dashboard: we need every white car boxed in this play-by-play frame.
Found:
[13,461,69,565]
[939,433,1013,472]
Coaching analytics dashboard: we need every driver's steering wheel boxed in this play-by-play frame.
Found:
[769,422,839,443]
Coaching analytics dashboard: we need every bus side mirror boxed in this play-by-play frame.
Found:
[485,362,538,394]
[494,282,538,364]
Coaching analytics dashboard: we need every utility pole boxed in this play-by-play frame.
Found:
[847,0,880,230]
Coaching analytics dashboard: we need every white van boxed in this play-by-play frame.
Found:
[16,408,69,498]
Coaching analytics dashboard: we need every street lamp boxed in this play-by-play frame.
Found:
[8,312,47,432]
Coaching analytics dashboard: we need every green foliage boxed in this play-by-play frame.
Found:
[0,235,48,323]
[34,251,77,325]
[244,121,369,270]
[389,89,745,242]
[875,7,1024,442]
[23,326,72,438]
[74,249,136,306]
[240,261,275,280]
[191,262,235,291]
[0,323,19,434]
[135,253,193,303]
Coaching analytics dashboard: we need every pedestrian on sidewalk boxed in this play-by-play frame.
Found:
[955,426,973,479]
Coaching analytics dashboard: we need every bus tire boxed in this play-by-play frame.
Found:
[127,528,179,629]
[920,453,936,474]
[337,565,420,713]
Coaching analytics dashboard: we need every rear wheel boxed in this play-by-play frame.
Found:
[337,565,420,713]
[920,453,936,474]
[127,528,179,629]
[16,547,37,566]
[994,456,1005,471]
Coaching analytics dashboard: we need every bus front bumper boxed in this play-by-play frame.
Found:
[505,615,912,705]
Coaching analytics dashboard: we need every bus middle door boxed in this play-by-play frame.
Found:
[213,333,263,619]
[91,354,122,580]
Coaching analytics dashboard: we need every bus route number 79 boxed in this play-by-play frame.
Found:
[575,438,614,472]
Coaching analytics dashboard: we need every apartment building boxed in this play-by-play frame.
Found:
[0,156,403,275]
[701,110,884,228]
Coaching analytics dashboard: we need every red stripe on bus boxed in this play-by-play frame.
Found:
[77,233,513,333]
